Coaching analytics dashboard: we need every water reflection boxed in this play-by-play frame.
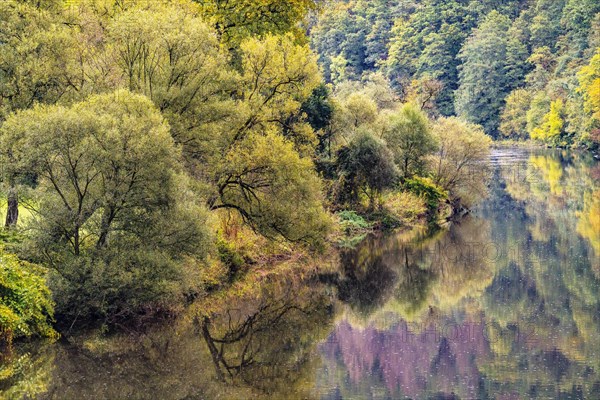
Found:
[198,276,334,395]
[2,148,599,399]
[2,273,335,399]
[316,148,600,399]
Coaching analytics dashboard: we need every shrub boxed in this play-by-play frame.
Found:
[0,249,57,347]
[382,191,427,225]
[337,210,372,232]
[216,237,246,278]
[402,177,448,210]
[335,132,397,208]
[47,249,205,329]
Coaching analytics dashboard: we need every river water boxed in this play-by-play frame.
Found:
[2,148,600,399]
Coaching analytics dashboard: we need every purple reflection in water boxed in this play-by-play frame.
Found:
[319,319,491,399]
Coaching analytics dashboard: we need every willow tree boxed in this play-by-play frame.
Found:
[197,0,317,48]
[1,90,212,323]
[82,2,329,244]
[381,103,437,178]
[209,34,330,245]
[429,117,492,210]
[0,0,76,226]
[102,3,239,166]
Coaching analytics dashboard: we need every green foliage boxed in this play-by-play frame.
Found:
[335,131,397,209]
[197,0,316,48]
[337,210,372,231]
[0,248,57,346]
[302,83,334,134]
[526,91,551,136]
[0,228,23,246]
[65,1,329,245]
[381,190,427,226]
[531,99,567,144]
[386,1,473,113]
[214,131,331,246]
[385,0,523,115]
[560,0,600,53]
[216,237,245,276]
[525,47,556,90]
[310,0,410,82]
[530,0,566,51]
[0,0,80,226]
[336,92,379,132]
[578,48,600,133]
[1,90,212,325]
[402,177,447,210]
[455,11,516,137]
[381,103,437,178]
[335,210,372,249]
[99,2,237,162]
[236,33,321,156]
[0,0,76,122]
[310,0,600,148]
[500,89,534,139]
[301,84,335,156]
[429,117,492,209]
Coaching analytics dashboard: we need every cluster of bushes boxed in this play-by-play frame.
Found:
[319,79,492,237]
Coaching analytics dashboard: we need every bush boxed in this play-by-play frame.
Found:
[335,211,372,248]
[48,248,206,330]
[335,132,398,208]
[337,210,372,232]
[216,237,246,278]
[401,177,447,210]
[0,249,57,347]
[382,191,427,225]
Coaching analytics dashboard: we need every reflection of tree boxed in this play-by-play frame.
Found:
[0,347,54,399]
[577,189,600,272]
[331,237,399,315]
[201,296,306,381]
[479,149,600,397]
[331,212,495,324]
[1,270,335,399]
[320,149,600,399]
[199,280,333,394]
[393,247,437,316]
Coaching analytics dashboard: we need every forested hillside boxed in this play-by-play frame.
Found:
[310,0,600,146]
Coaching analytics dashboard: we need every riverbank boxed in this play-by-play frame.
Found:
[491,139,547,149]
[493,138,600,156]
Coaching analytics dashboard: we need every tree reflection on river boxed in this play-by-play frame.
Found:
[2,148,600,399]
[317,148,600,399]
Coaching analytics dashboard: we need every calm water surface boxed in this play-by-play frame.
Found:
[2,148,600,399]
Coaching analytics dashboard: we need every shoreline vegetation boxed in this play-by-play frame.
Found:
[1,0,599,378]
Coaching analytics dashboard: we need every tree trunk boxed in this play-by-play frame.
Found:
[201,317,226,381]
[96,207,115,249]
[4,186,18,228]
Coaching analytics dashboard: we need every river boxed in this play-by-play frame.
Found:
[2,147,599,399]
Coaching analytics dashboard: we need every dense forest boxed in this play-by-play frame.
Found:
[0,0,598,364]
[311,0,600,145]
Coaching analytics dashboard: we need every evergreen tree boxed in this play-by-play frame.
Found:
[455,11,514,137]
